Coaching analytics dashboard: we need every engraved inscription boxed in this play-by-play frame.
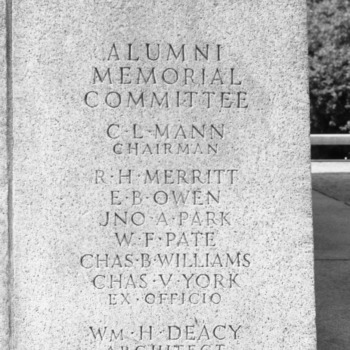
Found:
[80,41,249,350]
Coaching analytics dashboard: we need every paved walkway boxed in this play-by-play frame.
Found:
[312,173,350,349]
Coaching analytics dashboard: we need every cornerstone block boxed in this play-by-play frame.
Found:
[11,1,316,349]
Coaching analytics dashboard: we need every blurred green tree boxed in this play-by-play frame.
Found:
[308,0,350,133]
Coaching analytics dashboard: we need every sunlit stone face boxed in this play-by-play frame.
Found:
[9,1,315,349]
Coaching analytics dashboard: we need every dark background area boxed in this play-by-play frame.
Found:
[308,0,350,159]
[308,3,350,349]
[312,145,350,159]
[308,0,350,135]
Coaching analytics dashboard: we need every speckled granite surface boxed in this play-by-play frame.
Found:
[3,1,317,349]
